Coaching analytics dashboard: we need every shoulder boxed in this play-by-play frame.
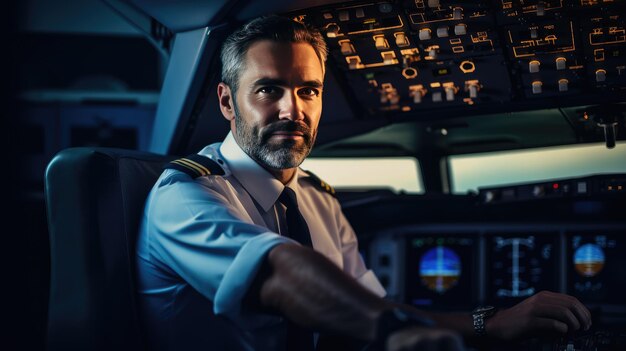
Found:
[300,169,336,197]
[165,153,226,179]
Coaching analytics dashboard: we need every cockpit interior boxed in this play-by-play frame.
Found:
[11,0,626,350]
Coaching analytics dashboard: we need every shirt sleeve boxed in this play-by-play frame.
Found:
[335,200,387,297]
[144,170,293,326]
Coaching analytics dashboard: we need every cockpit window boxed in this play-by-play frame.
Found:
[449,142,626,194]
[301,157,423,194]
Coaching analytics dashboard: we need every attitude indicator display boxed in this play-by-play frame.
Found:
[405,234,478,310]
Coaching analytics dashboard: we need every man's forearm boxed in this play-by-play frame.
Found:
[259,243,391,341]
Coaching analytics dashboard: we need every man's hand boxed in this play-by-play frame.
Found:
[486,290,592,340]
[386,327,465,351]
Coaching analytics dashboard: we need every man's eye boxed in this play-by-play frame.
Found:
[258,87,279,94]
[299,87,320,97]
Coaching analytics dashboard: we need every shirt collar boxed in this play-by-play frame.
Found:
[219,132,302,211]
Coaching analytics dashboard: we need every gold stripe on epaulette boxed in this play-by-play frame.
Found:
[172,159,205,176]
[180,158,212,175]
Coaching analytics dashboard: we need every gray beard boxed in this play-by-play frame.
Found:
[233,103,316,170]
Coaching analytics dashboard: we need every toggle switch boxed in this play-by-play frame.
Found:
[529,60,540,73]
[355,8,365,18]
[382,52,395,65]
[348,57,360,70]
[428,48,438,60]
[419,28,432,40]
[532,81,542,94]
[375,35,389,50]
[469,84,479,98]
[454,24,467,36]
[596,69,607,82]
[558,79,569,92]
[340,41,354,55]
[453,7,463,20]
[445,86,455,101]
[530,28,538,39]
[432,91,443,102]
[326,24,340,38]
[437,26,449,38]
[395,32,410,47]
[338,11,349,21]
[556,57,566,70]
[537,1,545,16]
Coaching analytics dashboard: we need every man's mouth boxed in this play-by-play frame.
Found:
[269,131,305,140]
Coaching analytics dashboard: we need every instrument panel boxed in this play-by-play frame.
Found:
[291,0,626,119]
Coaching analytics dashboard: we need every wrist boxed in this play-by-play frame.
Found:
[374,307,435,345]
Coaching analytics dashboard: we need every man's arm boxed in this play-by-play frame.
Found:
[252,243,592,346]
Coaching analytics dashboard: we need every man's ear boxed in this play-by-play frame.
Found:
[217,82,235,122]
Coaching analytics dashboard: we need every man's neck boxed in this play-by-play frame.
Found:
[266,167,296,185]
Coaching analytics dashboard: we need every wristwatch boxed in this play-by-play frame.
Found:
[471,305,497,337]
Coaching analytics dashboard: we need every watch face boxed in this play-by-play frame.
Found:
[473,305,495,314]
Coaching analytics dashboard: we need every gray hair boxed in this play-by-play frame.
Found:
[220,15,328,94]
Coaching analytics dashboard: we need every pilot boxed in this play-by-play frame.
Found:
[135,15,592,351]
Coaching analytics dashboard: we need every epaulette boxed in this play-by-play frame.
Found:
[303,170,336,197]
[165,154,225,178]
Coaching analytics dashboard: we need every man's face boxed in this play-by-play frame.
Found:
[230,40,324,170]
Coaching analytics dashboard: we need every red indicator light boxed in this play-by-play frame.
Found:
[552,183,559,189]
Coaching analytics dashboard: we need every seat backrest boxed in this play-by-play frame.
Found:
[44,147,174,351]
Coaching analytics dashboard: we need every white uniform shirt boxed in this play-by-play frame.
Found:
[136,132,385,350]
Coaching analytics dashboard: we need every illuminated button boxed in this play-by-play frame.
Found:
[375,36,389,49]
[530,28,538,39]
[532,81,542,94]
[432,91,443,102]
[556,57,567,70]
[355,8,365,18]
[445,87,455,101]
[419,28,432,40]
[596,69,607,82]
[532,185,545,197]
[323,13,333,20]
[338,11,349,21]
[454,24,467,36]
[529,60,540,73]
[537,1,545,16]
[453,7,463,20]
[395,32,409,47]
[558,79,569,92]
[428,0,440,8]
[469,84,479,98]
[340,41,354,55]
[437,26,449,38]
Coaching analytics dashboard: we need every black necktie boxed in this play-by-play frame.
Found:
[278,187,315,351]
[278,187,313,247]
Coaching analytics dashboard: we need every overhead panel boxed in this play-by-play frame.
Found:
[289,0,626,120]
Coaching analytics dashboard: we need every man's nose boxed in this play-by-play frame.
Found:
[278,91,304,121]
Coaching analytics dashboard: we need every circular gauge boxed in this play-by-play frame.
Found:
[574,243,605,277]
[419,246,461,294]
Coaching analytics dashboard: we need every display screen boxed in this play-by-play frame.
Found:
[404,235,478,310]
[567,232,626,305]
[486,233,560,307]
